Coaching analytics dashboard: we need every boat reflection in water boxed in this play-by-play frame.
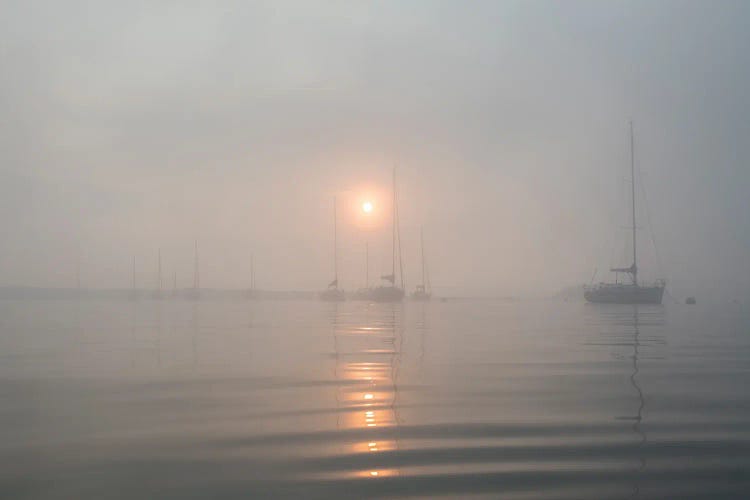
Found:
[587,304,665,498]
[330,302,403,479]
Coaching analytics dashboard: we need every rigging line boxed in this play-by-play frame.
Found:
[635,154,665,279]
[396,185,405,290]
[609,178,627,269]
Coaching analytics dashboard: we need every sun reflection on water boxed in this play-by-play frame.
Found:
[331,303,403,479]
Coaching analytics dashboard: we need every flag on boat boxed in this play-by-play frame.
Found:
[328,279,338,288]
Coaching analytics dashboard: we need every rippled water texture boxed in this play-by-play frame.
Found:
[1,299,749,498]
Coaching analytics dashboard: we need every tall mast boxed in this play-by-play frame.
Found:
[420,226,426,288]
[333,196,338,287]
[630,121,638,286]
[396,170,404,290]
[193,239,199,290]
[158,248,162,292]
[392,168,396,284]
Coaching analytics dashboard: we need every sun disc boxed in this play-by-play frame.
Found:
[362,201,373,213]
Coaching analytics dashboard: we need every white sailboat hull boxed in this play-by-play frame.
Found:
[584,283,664,304]
[368,286,404,302]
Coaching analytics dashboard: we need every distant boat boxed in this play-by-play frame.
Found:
[411,227,431,301]
[584,122,665,304]
[129,255,139,301]
[151,248,163,299]
[246,253,258,300]
[320,197,345,301]
[352,242,372,300]
[368,167,405,302]
[185,239,201,300]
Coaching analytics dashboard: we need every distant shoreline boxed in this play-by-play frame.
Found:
[0,286,533,302]
[0,286,313,301]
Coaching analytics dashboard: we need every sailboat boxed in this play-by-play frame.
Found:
[129,256,138,300]
[352,241,372,300]
[584,123,665,304]
[411,227,431,300]
[185,239,201,300]
[152,248,163,299]
[320,197,346,301]
[369,168,405,302]
[246,253,257,300]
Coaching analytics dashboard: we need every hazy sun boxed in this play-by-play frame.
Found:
[362,201,373,214]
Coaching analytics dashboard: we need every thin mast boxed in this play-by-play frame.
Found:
[158,248,162,292]
[630,121,638,286]
[333,196,338,287]
[193,239,199,290]
[396,171,404,290]
[392,168,396,284]
[420,226,426,288]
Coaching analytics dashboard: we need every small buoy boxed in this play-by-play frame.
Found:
[686,297,696,305]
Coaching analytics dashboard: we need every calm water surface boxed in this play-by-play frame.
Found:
[1,298,749,498]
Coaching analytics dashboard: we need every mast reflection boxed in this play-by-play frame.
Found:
[587,304,665,498]
[629,306,646,498]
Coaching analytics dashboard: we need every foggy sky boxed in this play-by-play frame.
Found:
[1,0,749,298]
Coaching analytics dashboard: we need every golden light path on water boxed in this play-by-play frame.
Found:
[332,304,401,479]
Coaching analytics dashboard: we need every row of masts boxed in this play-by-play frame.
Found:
[128,240,255,299]
[323,167,430,301]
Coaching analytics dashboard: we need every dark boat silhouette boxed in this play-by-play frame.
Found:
[367,168,404,302]
[585,123,665,304]
[411,227,431,301]
[320,197,345,301]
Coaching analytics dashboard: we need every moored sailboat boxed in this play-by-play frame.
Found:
[185,239,201,300]
[369,167,405,302]
[352,241,372,300]
[151,248,163,299]
[411,227,431,300]
[320,197,346,301]
[584,123,665,304]
[246,253,258,300]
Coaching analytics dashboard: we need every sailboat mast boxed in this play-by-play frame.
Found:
[395,168,404,290]
[333,197,338,287]
[630,121,638,286]
[420,227,426,288]
[193,239,199,290]
[392,168,396,283]
[158,248,162,291]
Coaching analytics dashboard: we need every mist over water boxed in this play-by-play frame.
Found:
[2,1,750,298]
[3,1,750,499]
[2,299,750,499]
